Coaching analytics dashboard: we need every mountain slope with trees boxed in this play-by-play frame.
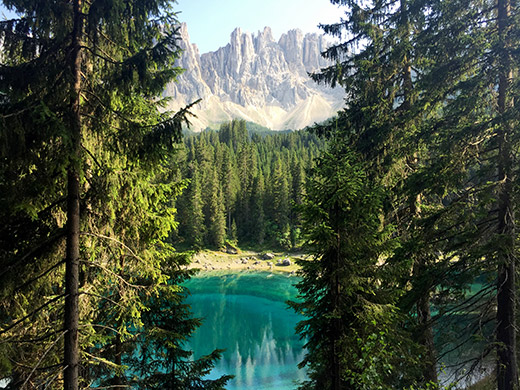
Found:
[175,119,326,250]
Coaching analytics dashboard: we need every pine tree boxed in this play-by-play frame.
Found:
[418,0,520,386]
[290,154,306,247]
[316,0,520,386]
[250,172,266,245]
[291,137,408,390]
[0,1,226,388]
[235,143,255,240]
[269,158,290,247]
[495,0,517,386]
[220,146,239,236]
[185,163,206,249]
[312,0,464,383]
[204,166,226,248]
[174,125,324,248]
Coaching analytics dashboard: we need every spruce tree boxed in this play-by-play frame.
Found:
[0,1,227,388]
[291,136,408,390]
[203,166,226,248]
[250,172,266,245]
[495,0,517,386]
[312,0,472,383]
[269,158,291,247]
[178,162,205,249]
[418,0,520,386]
[235,143,255,240]
[315,0,520,386]
[220,146,239,236]
[290,154,306,247]
[174,125,324,248]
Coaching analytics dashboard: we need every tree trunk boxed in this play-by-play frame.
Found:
[64,169,80,390]
[414,258,438,385]
[411,193,438,385]
[64,1,83,389]
[496,0,517,388]
[401,0,438,381]
[332,201,342,390]
[114,334,124,390]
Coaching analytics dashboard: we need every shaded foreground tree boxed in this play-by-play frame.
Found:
[0,0,228,388]
[291,137,417,390]
[415,0,520,386]
[308,0,520,387]
[313,0,443,381]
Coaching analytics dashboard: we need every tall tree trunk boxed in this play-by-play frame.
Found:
[114,334,124,390]
[413,257,438,384]
[401,0,438,383]
[64,1,83,389]
[114,257,126,390]
[64,169,80,390]
[496,0,517,388]
[332,201,342,390]
[410,193,438,385]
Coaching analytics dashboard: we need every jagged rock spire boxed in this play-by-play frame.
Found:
[165,23,343,131]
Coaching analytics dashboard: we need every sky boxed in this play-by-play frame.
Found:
[0,1,346,55]
[174,0,345,53]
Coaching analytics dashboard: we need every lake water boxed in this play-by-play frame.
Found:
[183,272,493,389]
[183,271,306,389]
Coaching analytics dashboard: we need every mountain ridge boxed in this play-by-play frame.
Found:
[164,24,344,131]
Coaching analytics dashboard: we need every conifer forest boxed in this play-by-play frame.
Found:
[1,0,520,389]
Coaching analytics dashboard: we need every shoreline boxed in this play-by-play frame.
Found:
[186,250,304,274]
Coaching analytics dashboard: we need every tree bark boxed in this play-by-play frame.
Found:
[414,258,438,385]
[114,334,124,390]
[496,0,517,388]
[332,201,342,390]
[64,1,83,389]
[401,0,438,382]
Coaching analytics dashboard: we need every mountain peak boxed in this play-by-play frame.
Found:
[258,26,274,42]
[165,25,343,131]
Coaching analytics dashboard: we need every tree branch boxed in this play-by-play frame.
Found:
[21,331,67,389]
[0,294,65,336]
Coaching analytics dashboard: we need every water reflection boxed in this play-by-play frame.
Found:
[184,272,306,389]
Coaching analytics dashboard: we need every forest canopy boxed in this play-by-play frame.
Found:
[175,120,325,250]
[1,0,520,388]
[0,1,229,389]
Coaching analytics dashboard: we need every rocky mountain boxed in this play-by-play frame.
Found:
[164,24,344,131]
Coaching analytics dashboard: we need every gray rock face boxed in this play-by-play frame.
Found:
[165,24,344,131]
[276,258,292,267]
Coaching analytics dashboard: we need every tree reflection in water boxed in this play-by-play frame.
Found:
[184,272,306,389]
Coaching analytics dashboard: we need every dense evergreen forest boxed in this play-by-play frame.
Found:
[0,1,231,389]
[1,0,520,388]
[175,120,325,250]
[291,0,520,389]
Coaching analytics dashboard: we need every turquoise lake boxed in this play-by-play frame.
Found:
[183,272,306,389]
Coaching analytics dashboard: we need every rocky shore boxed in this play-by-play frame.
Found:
[187,250,304,274]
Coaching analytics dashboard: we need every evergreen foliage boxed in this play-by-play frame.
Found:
[312,0,447,383]
[306,0,520,387]
[0,1,228,388]
[2,0,520,388]
[416,0,520,387]
[175,120,325,249]
[291,137,415,390]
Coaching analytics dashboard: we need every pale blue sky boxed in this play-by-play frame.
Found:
[0,1,346,55]
[175,0,344,53]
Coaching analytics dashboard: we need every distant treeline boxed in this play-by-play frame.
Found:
[174,119,325,249]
